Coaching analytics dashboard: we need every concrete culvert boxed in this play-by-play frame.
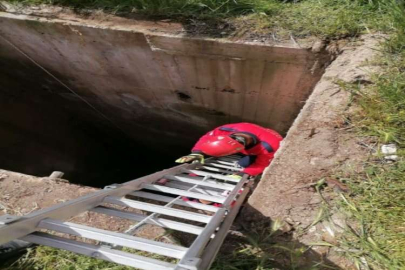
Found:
[0,11,331,189]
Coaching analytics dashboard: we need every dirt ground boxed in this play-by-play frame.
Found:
[0,170,176,242]
[244,34,383,268]
[0,170,125,230]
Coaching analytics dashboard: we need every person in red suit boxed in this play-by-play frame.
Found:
[176,122,283,176]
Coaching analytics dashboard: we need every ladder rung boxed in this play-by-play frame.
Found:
[104,197,212,223]
[92,206,204,235]
[164,175,235,191]
[218,156,240,161]
[129,191,219,212]
[163,182,224,196]
[142,185,225,204]
[201,166,236,174]
[208,160,236,166]
[39,219,187,259]
[185,170,242,183]
[203,163,242,171]
[217,157,239,162]
[22,232,176,270]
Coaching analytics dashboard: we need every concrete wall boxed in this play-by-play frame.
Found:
[0,12,331,183]
[0,12,329,145]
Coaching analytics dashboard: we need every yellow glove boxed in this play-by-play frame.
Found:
[175,153,205,164]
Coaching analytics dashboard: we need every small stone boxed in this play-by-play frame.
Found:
[385,155,398,161]
[280,222,292,233]
[309,196,322,204]
[285,217,295,225]
[308,226,317,233]
[312,40,326,53]
[310,157,319,165]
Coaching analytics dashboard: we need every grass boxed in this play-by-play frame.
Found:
[5,0,396,39]
[337,162,405,269]
[3,244,178,270]
[327,5,405,267]
[3,246,135,270]
[210,220,335,270]
[7,0,269,17]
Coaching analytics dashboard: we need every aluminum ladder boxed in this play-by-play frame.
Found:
[0,155,251,270]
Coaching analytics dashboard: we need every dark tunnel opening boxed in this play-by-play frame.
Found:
[0,58,192,188]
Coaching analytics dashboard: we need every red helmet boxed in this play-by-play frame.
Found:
[199,135,245,157]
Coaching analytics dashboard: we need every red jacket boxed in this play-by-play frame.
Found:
[192,123,283,176]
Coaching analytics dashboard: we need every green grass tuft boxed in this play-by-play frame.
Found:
[4,0,398,39]
[8,0,265,17]
[333,3,405,266]
[3,246,135,270]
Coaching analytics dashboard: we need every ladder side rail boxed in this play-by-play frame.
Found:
[0,164,192,245]
[176,173,248,270]
[176,208,227,270]
[198,183,251,270]
[22,232,176,270]
[221,174,249,209]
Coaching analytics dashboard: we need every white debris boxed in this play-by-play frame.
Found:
[381,144,399,163]
[322,222,335,237]
[385,155,399,162]
[381,144,397,155]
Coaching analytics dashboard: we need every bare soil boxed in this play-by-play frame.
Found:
[244,34,383,268]
[0,170,171,241]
